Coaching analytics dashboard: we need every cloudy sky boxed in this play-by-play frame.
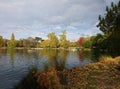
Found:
[0,0,118,41]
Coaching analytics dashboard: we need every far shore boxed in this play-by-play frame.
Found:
[0,47,91,52]
[0,47,91,51]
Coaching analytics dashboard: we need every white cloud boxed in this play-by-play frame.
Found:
[0,0,116,40]
[105,0,119,6]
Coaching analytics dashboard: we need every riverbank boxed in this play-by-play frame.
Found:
[15,56,120,89]
[0,47,82,52]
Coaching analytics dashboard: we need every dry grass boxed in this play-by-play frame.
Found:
[99,56,113,62]
[15,56,120,89]
[34,56,120,89]
[64,56,120,89]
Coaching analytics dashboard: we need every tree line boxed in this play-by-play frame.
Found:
[0,30,93,49]
[0,33,43,48]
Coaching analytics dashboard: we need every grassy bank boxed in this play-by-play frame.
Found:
[15,56,120,89]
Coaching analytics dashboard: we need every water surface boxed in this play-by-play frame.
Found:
[0,49,92,89]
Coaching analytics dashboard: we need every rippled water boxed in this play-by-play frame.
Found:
[0,49,92,89]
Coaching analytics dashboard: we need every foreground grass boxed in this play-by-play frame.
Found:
[15,56,120,89]
[65,56,120,89]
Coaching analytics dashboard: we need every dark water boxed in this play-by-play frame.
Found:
[0,49,92,89]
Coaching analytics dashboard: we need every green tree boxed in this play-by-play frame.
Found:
[0,36,3,47]
[35,37,42,48]
[94,1,120,55]
[83,38,92,48]
[7,33,16,48]
[47,32,59,48]
[59,30,69,48]
[92,33,110,53]
[35,37,42,42]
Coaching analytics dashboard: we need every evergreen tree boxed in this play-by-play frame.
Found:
[95,1,120,55]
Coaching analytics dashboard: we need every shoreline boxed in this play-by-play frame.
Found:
[0,47,83,52]
[15,56,120,89]
[0,47,91,52]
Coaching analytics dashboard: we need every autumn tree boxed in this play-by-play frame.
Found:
[0,36,3,48]
[40,31,69,48]
[59,30,69,48]
[77,37,85,48]
[7,33,16,48]
[47,32,59,48]
[40,40,50,48]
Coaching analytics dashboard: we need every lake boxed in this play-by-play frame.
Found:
[0,48,92,89]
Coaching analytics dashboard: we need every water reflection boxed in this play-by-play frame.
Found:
[65,50,91,69]
[0,49,92,89]
[0,48,7,58]
[39,49,68,71]
[0,49,93,70]
[7,48,16,65]
[57,50,68,70]
[78,51,85,61]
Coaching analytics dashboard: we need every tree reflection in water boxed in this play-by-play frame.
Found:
[39,49,68,71]
[7,48,16,65]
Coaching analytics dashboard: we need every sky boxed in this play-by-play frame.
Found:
[0,0,119,41]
